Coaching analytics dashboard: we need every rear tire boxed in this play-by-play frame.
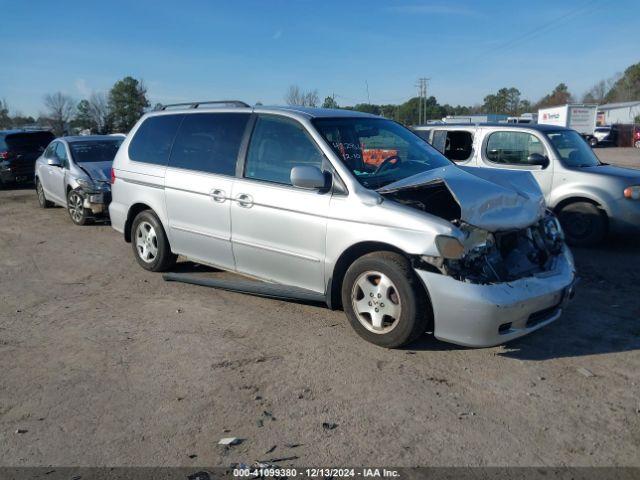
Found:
[131,210,177,272]
[558,202,607,247]
[341,251,429,348]
[588,137,598,148]
[36,178,53,208]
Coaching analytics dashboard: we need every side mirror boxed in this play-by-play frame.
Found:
[47,157,62,167]
[290,165,328,190]
[527,153,549,168]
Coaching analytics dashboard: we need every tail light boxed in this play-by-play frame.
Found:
[110,168,116,185]
[0,151,10,160]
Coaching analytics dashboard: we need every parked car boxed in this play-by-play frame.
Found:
[591,126,617,146]
[0,129,55,187]
[634,127,640,149]
[110,102,576,349]
[35,135,123,225]
[413,123,640,246]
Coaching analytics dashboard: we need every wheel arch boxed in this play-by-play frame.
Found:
[327,241,434,311]
[124,202,156,243]
[553,196,610,240]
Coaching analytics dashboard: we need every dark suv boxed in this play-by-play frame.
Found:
[0,129,55,187]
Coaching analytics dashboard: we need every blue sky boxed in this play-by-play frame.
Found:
[1,0,638,116]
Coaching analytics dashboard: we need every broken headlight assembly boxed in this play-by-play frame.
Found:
[76,177,96,191]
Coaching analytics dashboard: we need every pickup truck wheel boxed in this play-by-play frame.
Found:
[342,251,428,348]
[67,189,90,225]
[131,210,177,272]
[36,178,53,208]
[558,202,606,247]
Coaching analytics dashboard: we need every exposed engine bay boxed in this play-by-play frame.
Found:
[440,215,564,283]
[380,181,565,284]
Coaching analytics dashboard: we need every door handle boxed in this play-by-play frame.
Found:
[235,193,253,208]
[210,189,226,203]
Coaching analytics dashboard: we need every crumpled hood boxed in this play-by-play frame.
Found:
[77,161,112,182]
[378,164,546,231]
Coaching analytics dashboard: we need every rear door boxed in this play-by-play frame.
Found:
[164,112,251,270]
[230,114,330,293]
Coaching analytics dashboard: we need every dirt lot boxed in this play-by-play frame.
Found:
[1,149,639,467]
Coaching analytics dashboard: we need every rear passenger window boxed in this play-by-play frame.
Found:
[129,114,183,165]
[168,113,250,175]
[245,115,324,185]
[485,131,546,166]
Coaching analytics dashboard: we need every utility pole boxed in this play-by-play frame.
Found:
[415,77,430,125]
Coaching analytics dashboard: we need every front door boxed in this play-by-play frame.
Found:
[48,142,69,204]
[164,112,251,270]
[480,129,554,197]
[231,114,330,293]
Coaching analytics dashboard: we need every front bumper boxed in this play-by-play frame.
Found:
[81,191,112,215]
[609,199,640,234]
[415,247,576,347]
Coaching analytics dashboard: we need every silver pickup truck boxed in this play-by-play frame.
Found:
[413,123,640,246]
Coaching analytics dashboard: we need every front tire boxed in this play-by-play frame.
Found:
[36,178,53,208]
[589,137,598,148]
[341,251,429,348]
[558,202,607,247]
[67,189,90,225]
[131,210,177,272]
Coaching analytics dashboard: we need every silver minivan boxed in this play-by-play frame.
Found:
[413,123,640,246]
[110,102,576,348]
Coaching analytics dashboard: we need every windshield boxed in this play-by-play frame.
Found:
[313,117,451,189]
[546,130,600,168]
[69,140,122,163]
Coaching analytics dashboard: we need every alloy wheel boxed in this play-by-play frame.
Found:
[135,221,159,263]
[68,191,84,223]
[37,181,45,206]
[351,270,402,334]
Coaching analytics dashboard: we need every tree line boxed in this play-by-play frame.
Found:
[0,76,150,135]
[1,62,638,133]
[285,61,640,125]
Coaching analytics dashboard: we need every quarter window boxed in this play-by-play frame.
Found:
[245,115,324,185]
[168,113,250,176]
[129,114,183,165]
[485,131,546,166]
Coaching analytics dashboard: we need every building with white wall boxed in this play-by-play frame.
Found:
[597,101,640,125]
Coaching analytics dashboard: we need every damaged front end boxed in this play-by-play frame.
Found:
[420,213,566,284]
[75,178,111,215]
[378,166,570,285]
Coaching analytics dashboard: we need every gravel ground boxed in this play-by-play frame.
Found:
[0,149,639,467]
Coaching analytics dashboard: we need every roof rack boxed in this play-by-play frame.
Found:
[157,100,250,110]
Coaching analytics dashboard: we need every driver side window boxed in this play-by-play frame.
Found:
[245,115,324,186]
